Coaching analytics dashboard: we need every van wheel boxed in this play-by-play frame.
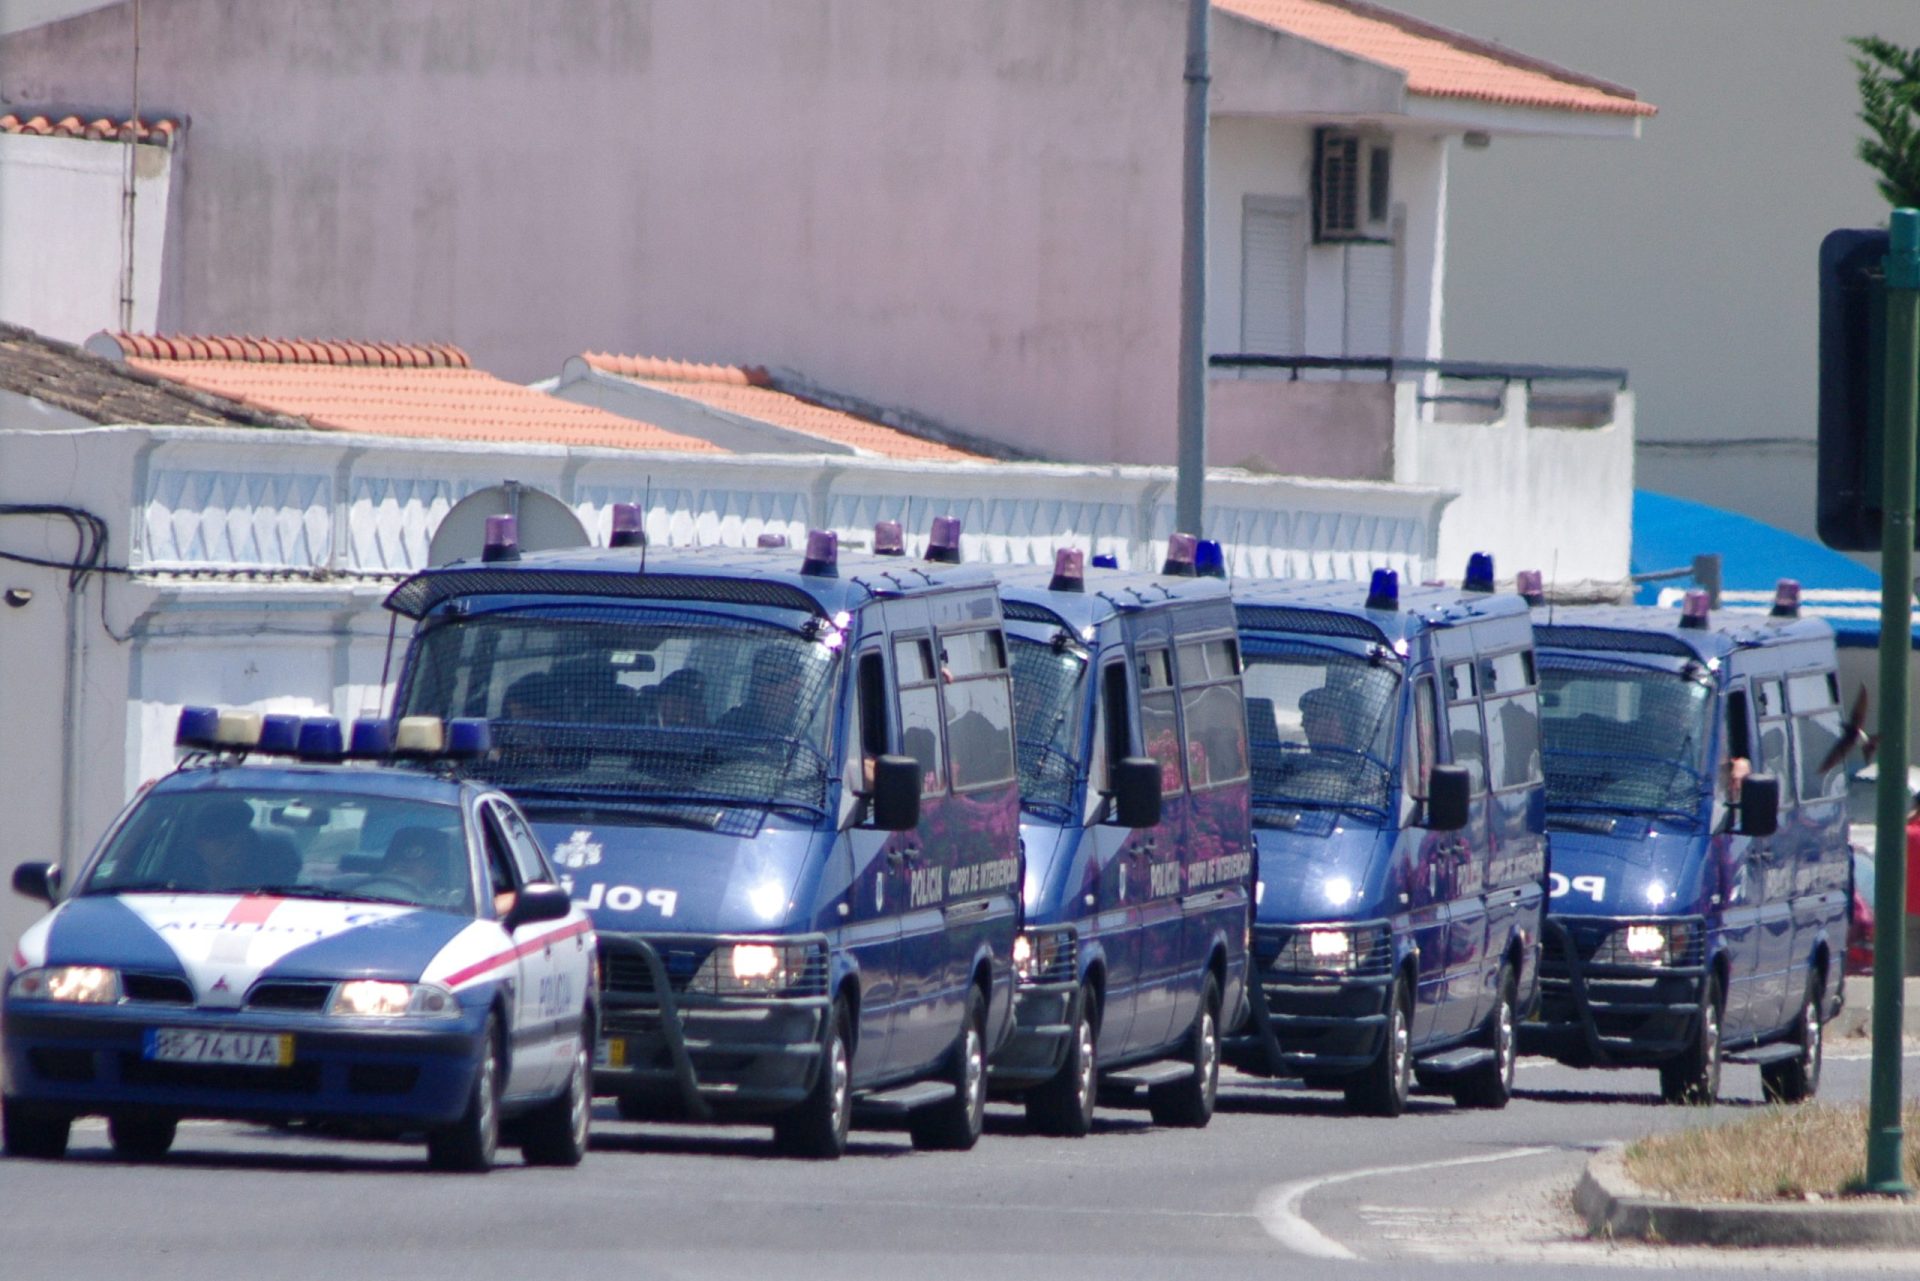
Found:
[1149,974,1221,1127]
[1346,976,1412,1117]
[774,998,852,1159]
[429,1016,502,1172]
[108,1112,178,1160]
[1660,975,1723,1106]
[521,1026,592,1166]
[1762,970,1824,1104]
[1027,984,1098,1137]
[3,1098,70,1159]
[1453,963,1517,1110]
[910,987,987,1151]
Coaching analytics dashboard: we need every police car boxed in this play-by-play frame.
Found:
[2,709,596,1171]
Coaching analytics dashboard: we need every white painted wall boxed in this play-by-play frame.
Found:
[0,132,170,341]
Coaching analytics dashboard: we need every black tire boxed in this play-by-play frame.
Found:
[1660,974,1723,1106]
[2,1097,70,1159]
[1346,975,1412,1117]
[521,1026,592,1166]
[774,998,853,1159]
[1149,974,1221,1127]
[910,986,988,1151]
[1453,962,1517,1110]
[1026,984,1098,1137]
[429,1016,503,1172]
[1762,969,1825,1104]
[108,1113,177,1160]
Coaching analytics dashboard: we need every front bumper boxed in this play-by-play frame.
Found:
[1224,920,1394,1076]
[593,933,830,1119]
[987,979,1078,1089]
[1517,916,1708,1067]
[2,1000,486,1127]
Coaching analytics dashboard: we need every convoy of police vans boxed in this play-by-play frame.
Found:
[2,508,1865,1165]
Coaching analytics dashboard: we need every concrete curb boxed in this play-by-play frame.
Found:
[1575,1146,1920,1249]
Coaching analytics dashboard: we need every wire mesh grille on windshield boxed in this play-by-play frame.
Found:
[1538,657,1708,821]
[1002,601,1070,628]
[1008,636,1086,815]
[385,570,829,621]
[1242,642,1398,816]
[1533,625,1699,660]
[1236,606,1388,646]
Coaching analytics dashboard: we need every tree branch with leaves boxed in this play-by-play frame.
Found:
[1853,35,1920,209]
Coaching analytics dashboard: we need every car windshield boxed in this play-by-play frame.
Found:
[1538,660,1712,822]
[81,788,474,913]
[1008,635,1088,819]
[1241,639,1400,817]
[399,606,837,814]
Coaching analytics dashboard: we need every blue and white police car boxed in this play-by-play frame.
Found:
[2,710,596,1171]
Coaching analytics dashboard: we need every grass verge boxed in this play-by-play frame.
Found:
[1624,1103,1920,1201]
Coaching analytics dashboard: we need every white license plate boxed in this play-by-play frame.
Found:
[144,1028,294,1067]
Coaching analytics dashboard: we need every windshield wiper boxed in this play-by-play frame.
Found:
[246,884,416,903]
[83,879,187,896]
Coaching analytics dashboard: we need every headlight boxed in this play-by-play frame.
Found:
[1012,928,1074,983]
[328,980,458,1018]
[1605,921,1694,967]
[1308,930,1352,965]
[1275,925,1385,975]
[8,966,121,1004]
[689,943,825,996]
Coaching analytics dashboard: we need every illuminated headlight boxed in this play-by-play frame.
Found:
[1608,922,1693,967]
[1308,930,1353,966]
[8,966,121,1004]
[328,980,458,1018]
[1011,929,1072,983]
[690,943,825,995]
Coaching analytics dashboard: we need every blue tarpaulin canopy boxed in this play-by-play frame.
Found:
[1631,489,1918,649]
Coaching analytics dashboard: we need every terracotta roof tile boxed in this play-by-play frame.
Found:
[0,323,302,429]
[0,112,181,145]
[581,351,985,462]
[1216,0,1655,118]
[106,332,722,454]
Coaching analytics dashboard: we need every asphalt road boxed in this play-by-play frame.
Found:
[4,1038,1918,1281]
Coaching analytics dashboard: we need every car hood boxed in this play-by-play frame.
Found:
[1546,827,1706,917]
[1253,819,1393,924]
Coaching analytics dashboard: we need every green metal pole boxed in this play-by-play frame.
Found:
[1868,206,1919,1196]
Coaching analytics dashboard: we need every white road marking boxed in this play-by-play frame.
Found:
[1255,1146,1553,1260]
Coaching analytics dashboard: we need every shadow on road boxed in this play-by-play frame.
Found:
[1512,1086,1767,1110]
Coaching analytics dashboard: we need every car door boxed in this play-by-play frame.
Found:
[1128,626,1189,1054]
[1477,646,1546,1028]
[1785,670,1849,1023]
[1175,632,1253,1042]
[1435,655,1489,1044]
[839,639,902,1083]
[477,800,556,1098]
[1736,676,1793,1036]
[888,609,955,1073]
[1403,670,1452,1046]
[496,800,591,1092]
[1085,650,1144,1057]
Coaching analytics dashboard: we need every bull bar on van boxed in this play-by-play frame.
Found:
[1519,914,1710,1065]
[1228,917,1397,1075]
[986,924,1081,1088]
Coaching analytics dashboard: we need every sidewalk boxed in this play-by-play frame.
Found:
[1833,976,1920,1038]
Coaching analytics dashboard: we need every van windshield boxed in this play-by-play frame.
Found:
[1241,641,1400,817]
[399,606,837,814]
[1538,661,1712,822]
[1008,635,1088,819]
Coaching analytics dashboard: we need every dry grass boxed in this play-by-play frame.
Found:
[1624,1103,1920,1202]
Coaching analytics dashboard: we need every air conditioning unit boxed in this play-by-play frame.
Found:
[1313,128,1392,243]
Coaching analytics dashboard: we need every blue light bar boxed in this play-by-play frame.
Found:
[1463,551,1495,593]
[297,717,345,761]
[1091,553,1119,570]
[348,719,394,758]
[1195,539,1226,579]
[1366,568,1400,612]
[446,718,492,756]
[257,713,302,755]
[176,706,220,750]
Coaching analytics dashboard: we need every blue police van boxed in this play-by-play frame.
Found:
[1222,563,1548,1115]
[1520,584,1850,1104]
[986,547,1254,1134]
[382,515,1023,1156]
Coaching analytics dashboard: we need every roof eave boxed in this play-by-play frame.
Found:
[1402,93,1647,140]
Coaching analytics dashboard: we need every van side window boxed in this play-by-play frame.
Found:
[1137,646,1185,795]
[1179,634,1249,790]
[1445,662,1476,702]
[1787,671,1847,802]
[1446,674,1486,794]
[1756,683,1793,800]
[846,648,889,799]
[940,627,1017,791]
[1481,650,1542,790]
[894,635,947,794]
[479,806,520,910]
[1409,676,1438,799]
[1101,659,1131,787]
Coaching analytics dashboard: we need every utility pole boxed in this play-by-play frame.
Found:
[1174,0,1210,538]
[1868,206,1917,1196]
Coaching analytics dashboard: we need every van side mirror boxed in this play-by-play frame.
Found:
[1109,757,1163,829]
[1739,772,1781,837]
[504,882,572,931]
[871,755,922,832]
[12,861,60,905]
[1426,765,1471,832]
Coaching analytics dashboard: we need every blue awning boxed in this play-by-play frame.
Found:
[1631,489,1917,648]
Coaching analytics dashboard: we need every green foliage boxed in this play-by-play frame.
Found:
[1852,35,1920,210]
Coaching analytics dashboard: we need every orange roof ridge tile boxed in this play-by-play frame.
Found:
[580,351,772,387]
[0,110,184,144]
[101,332,472,368]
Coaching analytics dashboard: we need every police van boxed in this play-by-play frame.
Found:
[382,513,1022,1157]
[1520,583,1850,1104]
[1223,560,1548,1116]
[986,544,1253,1135]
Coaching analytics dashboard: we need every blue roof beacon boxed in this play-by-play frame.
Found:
[383,508,1025,1157]
[1223,558,1548,1116]
[1519,579,1850,1105]
[986,548,1253,1134]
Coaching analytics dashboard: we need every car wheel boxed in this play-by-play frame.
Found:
[1346,975,1413,1117]
[521,1026,593,1166]
[108,1112,178,1160]
[1026,984,1099,1137]
[773,998,853,1159]
[2,1097,70,1160]
[1660,974,1724,1106]
[1762,969,1825,1104]
[429,1015,502,1172]
[1453,962,1517,1110]
[1149,974,1221,1128]
[910,986,988,1151]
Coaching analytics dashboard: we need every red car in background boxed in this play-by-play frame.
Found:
[1849,848,1876,976]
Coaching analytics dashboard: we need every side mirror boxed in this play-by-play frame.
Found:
[871,755,922,832]
[1426,765,1471,832]
[1739,772,1781,838]
[12,861,59,905]
[1109,757,1164,829]
[504,881,572,931]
